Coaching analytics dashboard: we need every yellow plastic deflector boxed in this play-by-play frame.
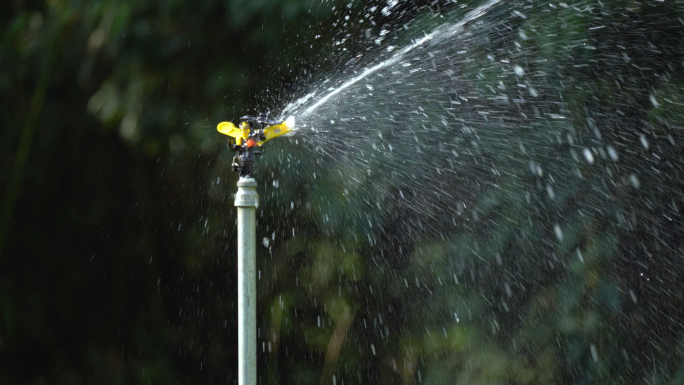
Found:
[217,121,249,145]
[261,122,292,143]
[217,119,293,145]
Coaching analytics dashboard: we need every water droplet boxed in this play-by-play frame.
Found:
[590,343,598,362]
[629,289,637,304]
[607,146,619,161]
[650,94,659,108]
[514,65,525,76]
[554,224,563,241]
[546,184,555,199]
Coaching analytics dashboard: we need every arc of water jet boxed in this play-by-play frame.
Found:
[296,0,501,118]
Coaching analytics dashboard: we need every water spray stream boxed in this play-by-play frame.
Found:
[270,0,520,242]
[285,0,500,119]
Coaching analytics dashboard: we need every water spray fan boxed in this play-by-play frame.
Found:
[217,114,295,177]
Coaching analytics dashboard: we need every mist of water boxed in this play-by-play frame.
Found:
[268,0,682,245]
[285,0,501,118]
[254,1,684,381]
[268,1,575,239]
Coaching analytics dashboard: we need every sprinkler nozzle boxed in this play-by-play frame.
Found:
[283,116,296,136]
[217,114,295,177]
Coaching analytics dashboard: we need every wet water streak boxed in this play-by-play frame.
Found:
[286,0,501,118]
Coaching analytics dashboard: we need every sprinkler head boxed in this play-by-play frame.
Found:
[217,114,295,177]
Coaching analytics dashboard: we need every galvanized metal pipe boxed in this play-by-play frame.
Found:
[235,177,258,385]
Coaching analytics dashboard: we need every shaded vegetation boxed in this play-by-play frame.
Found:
[1,1,684,384]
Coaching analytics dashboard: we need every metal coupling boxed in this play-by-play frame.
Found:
[235,177,259,208]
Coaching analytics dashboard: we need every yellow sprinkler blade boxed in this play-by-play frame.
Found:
[217,121,248,145]
[260,119,294,145]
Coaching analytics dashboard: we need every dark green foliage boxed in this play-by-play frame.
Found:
[2,1,684,384]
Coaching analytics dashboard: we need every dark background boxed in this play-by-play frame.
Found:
[2,1,684,384]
